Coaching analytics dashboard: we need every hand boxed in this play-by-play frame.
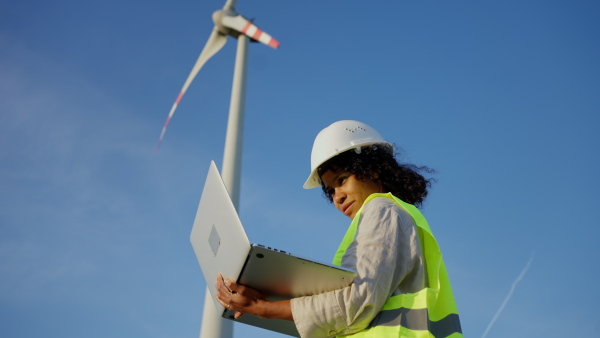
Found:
[215,274,266,319]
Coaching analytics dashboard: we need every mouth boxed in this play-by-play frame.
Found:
[342,202,354,216]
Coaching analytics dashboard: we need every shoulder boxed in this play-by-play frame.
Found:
[362,195,406,217]
[363,195,398,209]
[360,195,415,230]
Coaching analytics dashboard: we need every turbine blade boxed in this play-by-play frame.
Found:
[156,28,227,152]
[223,0,236,11]
[221,14,279,49]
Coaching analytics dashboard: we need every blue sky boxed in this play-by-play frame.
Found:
[1,1,599,337]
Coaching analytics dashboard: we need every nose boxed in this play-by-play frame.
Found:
[333,188,346,205]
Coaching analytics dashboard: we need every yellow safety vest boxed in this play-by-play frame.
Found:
[332,193,462,338]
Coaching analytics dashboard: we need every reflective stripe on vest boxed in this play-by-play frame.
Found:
[332,193,462,338]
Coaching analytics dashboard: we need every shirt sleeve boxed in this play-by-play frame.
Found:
[290,197,425,337]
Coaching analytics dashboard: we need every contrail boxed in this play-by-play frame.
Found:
[481,252,534,338]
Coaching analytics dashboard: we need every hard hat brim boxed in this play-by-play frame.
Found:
[302,141,392,189]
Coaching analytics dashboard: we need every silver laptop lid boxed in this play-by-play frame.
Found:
[190,161,251,311]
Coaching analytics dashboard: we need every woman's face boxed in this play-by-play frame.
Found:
[321,169,383,220]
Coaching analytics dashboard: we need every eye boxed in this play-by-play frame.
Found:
[338,175,348,185]
[327,188,335,198]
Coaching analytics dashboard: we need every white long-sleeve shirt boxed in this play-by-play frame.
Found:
[290,196,426,337]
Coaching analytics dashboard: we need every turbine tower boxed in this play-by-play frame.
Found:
[156,0,279,337]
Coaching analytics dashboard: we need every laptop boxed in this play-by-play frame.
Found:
[190,161,356,337]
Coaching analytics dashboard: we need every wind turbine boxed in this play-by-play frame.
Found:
[156,0,279,153]
[156,1,279,338]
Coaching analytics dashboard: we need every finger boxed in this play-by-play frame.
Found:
[215,274,223,290]
[215,275,234,297]
[214,279,228,298]
[229,282,264,300]
[224,278,237,293]
[216,273,225,287]
[234,311,244,319]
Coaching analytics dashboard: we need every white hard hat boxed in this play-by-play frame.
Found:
[303,120,393,189]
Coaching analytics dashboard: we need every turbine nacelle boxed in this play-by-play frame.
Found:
[212,9,279,49]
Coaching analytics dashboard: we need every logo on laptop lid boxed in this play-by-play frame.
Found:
[208,224,221,256]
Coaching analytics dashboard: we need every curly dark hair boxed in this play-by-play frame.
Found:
[317,144,435,208]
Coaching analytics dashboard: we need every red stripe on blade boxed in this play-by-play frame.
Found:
[252,29,262,40]
[175,92,184,105]
[241,21,252,34]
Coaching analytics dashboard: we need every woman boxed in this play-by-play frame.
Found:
[216,120,462,337]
